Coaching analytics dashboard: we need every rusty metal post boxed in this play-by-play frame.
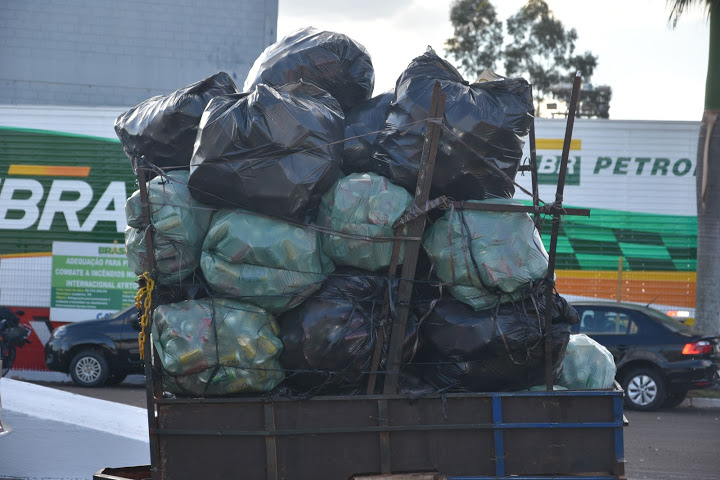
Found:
[382,82,446,395]
[375,83,446,475]
[136,164,162,480]
[544,72,582,390]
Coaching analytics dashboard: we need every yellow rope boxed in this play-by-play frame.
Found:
[135,272,155,361]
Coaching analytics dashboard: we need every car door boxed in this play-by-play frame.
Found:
[573,306,638,364]
[117,308,143,372]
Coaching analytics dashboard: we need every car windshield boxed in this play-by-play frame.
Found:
[642,307,699,335]
[111,306,138,320]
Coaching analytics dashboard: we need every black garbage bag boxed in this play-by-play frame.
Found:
[373,48,534,200]
[114,72,238,174]
[413,292,574,392]
[342,91,393,174]
[154,269,212,306]
[244,27,375,112]
[277,269,420,395]
[188,81,344,221]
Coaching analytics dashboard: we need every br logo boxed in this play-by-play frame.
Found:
[536,155,581,185]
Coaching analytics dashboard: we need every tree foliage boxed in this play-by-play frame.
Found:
[445,0,504,79]
[445,0,610,118]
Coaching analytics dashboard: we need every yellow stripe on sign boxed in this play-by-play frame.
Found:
[536,139,582,150]
[0,252,53,259]
[8,165,91,177]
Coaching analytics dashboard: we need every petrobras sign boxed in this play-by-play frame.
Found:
[0,174,127,233]
[516,119,700,217]
[0,127,136,256]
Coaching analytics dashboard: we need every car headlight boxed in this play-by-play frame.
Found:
[50,326,67,339]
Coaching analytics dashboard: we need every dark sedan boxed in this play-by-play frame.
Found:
[44,306,143,387]
[570,301,720,411]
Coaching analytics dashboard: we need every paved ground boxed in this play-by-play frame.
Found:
[624,408,720,480]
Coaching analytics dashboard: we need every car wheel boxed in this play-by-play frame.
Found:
[661,390,688,409]
[69,350,109,387]
[622,368,666,411]
[105,373,128,386]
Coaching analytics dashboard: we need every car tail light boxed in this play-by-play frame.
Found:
[682,341,713,355]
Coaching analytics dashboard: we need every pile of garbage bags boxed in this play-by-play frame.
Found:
[117,26,595,398]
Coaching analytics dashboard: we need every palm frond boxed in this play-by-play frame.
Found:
[667,0,714,28]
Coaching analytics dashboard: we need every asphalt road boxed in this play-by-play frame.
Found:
[32,381,720,480]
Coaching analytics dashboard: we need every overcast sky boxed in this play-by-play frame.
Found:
[277,0,710,121]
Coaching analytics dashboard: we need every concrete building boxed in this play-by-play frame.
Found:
[0,0,278,107]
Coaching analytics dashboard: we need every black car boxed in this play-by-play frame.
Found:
[570,301,720,411]
[44,306,143,387]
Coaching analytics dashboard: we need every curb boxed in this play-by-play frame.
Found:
[681,396,720,409]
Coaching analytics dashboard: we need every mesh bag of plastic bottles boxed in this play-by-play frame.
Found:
[373,48,533,200]
[188,81,344,221]
[316,173,413,272]
[200,209,335,314]
[423,199,549,310]
[559,334,616,390]
[152,298,284,396]
[114,72,238,173]
[125,171,212,285]
[244,26,374,112]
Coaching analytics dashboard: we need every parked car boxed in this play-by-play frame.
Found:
[570,301,720,411]
[44,306,143,387]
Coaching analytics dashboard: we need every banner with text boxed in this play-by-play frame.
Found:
[50,241,137,322]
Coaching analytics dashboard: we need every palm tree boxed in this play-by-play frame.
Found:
[669,1,720,334]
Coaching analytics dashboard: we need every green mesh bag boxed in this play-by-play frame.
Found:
[559,334,616,390]
[152,298,285,396]
[317,173,413,271]
[201,209,334,314]
[125,171,212,284]
[423,199,548,310]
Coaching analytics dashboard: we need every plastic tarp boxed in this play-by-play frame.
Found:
[152,298,284,396]
[413,292,576,392]
[188,81,344,221]
[342,91,393,174]
[125,171,213,285]
[114,72,238,173]
[200,209,335,314]
[316,173,413,271]
[373,48,534,200]
[244,26,375,113]
[423,199,549,311]
[559,334,616,390]
[277,269,419,394]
